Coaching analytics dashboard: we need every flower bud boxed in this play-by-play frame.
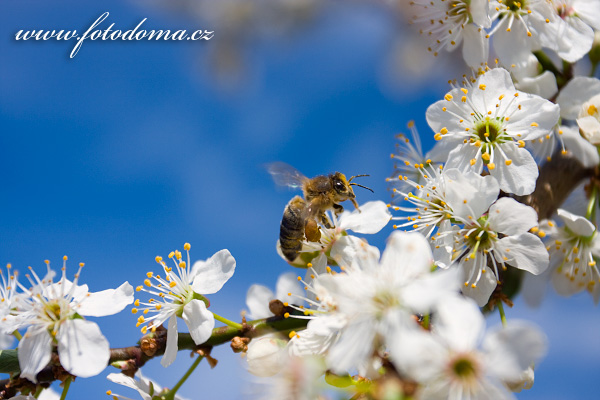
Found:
[246,336,287,377]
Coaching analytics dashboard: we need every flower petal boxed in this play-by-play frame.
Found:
[557,208,596,237]
[275,272,304,305]
[461,265,497,307]
[484,322,547,381]
[462,24,489,68]
[57,319,109,378]
[326,318,375,374]
[380,231,433,280]
[488,142,538,195]
[191,249,236,295]
[338,201,391,234]
[488,197,538,236]
[76,282,134,317]
[401,268,460,314]
[182,299,215,345]
[246,284,274,320]
[388,329,446,383]
[496,233,549,275]
[556,77,600,119]
[18,327,52,383]
[561,125,600,167]
[434,296,484,352]
[161,314,178,367]
[444,169,499,220]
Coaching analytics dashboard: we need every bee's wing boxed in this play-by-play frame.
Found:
[266,162,307,190]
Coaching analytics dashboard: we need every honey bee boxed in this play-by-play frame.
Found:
[267,162,373,262]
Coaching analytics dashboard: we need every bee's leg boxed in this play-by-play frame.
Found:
[320,212,333,229]
[305,219,321,242]
[333,203,344,217]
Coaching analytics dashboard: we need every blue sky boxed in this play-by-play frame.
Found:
[1,1,599,399]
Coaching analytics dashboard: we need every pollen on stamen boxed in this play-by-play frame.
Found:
[144,279,152,287]
[184,243,191,251]
[284,312,290,319]
[505,160,512,166]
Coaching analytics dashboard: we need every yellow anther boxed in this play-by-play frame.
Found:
[530,122,539,127]
[440,127,448,135]
[184,243,191,251]
[470,158,477,166]
[141,326,148,334]
[284,313,290,318]
[505,159,512,166]
[144,279,152,287]
[445,94,453,101]
[136,286,143,292]
[479,84,486,90]
[155,256,162,263]
[146,272,153,278]
[44,260,50,265]
[179,261,186,269]
[488,163,496,170]
[482,153,490,161]
[169,281,177,288]
[461,96,467,102]
[538,231,546,238]
[168,251,175,259]
[131,308,138,314]
[134,299,140,306]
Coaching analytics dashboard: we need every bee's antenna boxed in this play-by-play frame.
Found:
[348,174,369,182]
[350,183,374,193]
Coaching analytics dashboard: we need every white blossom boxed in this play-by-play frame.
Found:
[389,296,547,400]
[133,244,236,367]
[392,167,500,238]
[556,76,600,144]
[107,369,189,400]
[427,68,559,195]
[246,336,288,377]
[439,194,548,306]
[315,231,459,374]
[488,0,554,69]
[409,0,491,67]
[539,0,600,62]
[540,209,600,303]
[10,259,133,382]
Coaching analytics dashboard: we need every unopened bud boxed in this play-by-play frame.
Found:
[269,299,285,316]
[231,336,250,353]
[140,336,158,357]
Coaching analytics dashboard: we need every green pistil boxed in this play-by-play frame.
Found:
[474,117,504,143]
[504,0,527,13]
[453,358,476,379]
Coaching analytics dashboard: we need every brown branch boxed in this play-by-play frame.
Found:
[0,313,308,395]
[517,150,596,220]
